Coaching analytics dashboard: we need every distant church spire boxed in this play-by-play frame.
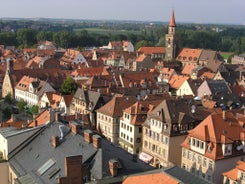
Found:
[169,9,176,27]
[165,9,177,61]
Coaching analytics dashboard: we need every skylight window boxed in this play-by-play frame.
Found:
[37,158,56,176]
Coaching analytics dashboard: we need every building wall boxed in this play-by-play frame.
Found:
[97,112,119,144]
[0,162,8,184]
[2,73,14,98]
[181,148,245,184]
[176,80,194,96]
[168,135,186,166]
[197,81,211,97]
[142,125,172,168]
[0,134,8,160]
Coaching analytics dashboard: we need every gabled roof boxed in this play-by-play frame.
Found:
[169,74,189,89]
[183,111,245,160]
[176,48,202,63]
[137,47,166,55]
[181,63,197,75]
[28,110,50,127]
[206,79,232,94]
[96,95,136,117]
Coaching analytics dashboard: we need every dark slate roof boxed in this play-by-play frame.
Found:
[73,88,103,111]
[146,97,204,136]
[8,122,97,184]
[164,166,209,184]
[90,140,154,181]
[8,121,154,184]
[206,79,231,95]
[219,71,240,86]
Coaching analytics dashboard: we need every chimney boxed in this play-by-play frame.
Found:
[34,120,38,127]
[92,134,101,149]
[84,129,93,143]
[52,136,60,148]
[222,111,226,121]
[109,159,118,177]
[55,113,60,122]
[70,121,80,135]
[61,155,83,184]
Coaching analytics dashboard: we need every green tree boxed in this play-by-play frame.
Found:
[17,100,27,111]
[31,105,39,115]
[16,28,37,48]
[60,77,78,95]
[2,107,11,120]
[4,93,14,104]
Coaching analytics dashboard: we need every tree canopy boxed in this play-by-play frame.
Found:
[60,77,78,95]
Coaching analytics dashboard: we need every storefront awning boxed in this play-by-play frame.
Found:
[139,152,153,163]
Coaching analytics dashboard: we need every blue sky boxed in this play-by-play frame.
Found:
[1,0,244,25]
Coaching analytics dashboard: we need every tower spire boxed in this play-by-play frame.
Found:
[169,9,176,27]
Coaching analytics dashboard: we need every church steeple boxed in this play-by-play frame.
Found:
[169,9,176,27]
[165,9,177,61]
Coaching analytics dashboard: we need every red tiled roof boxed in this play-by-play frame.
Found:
[122,172,179,184]
[169,74,189,89]
[28,110,50,127]
[137,47,165,55]
[177,48,202,63]
[181,63,196,75]
[182,111,245,160]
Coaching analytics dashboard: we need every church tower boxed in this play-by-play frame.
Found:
[165,9,177,61]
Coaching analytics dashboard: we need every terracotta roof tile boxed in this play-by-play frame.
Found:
[183,111,245,160]
[137,47,165,55]
[177,48,202,63]
[123,172,179,184]
[169,74,189,89]
[28,110,50,127]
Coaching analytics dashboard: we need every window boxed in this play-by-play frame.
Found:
[192,138,196,146]
[136,138,141,143]
[130,138,133,143]
[144,141,148,148]
[183,149,186,158]
[165,137,169,145]
[198,156,201,164]
[203,158,207,167]
[130,127,132,132]
[139,127,142,133]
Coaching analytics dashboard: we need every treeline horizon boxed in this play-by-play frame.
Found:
[0,19,244,54]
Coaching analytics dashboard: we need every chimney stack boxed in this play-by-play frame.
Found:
[59,155,83,184]
[222,111,226,121]
[34,120,38,127]
[84,129,93,143]
[52,136,60,148]
[55,113,60,122]
[92,134,101,149]
[69,121,80,135]
[109,159,118,177]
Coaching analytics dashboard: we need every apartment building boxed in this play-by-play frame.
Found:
[141,97,203,168]
[181,111,245,184]
[119,100,161,154]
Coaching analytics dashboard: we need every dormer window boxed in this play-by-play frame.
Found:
[223,144,232,156]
